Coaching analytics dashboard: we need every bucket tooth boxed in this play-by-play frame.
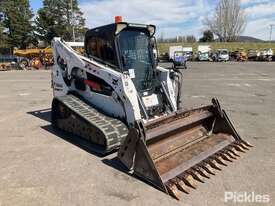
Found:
[224,152,235,161]
[229,154,237,161]
[165,182,181,200]
[193,166,210,178]
[178,174,198,189]
[200,162,216,175]
[223,150,237,159]
[171,178,190,194]
[241,140,253,147]
[227,149,240,158]
[226,147,240,157]
[234,142,249,150]
[205,159,222,171]
[211,156,228,166]
[231,144,246,153]
[187,169,205,183]
[218,152,233,162]
[239,142,250,150]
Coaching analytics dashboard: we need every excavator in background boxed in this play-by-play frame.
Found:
[51,17,252,200]
[14,47,54,69]
[14,42,84,70]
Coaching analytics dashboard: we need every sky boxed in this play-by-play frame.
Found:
[29,0,275,40]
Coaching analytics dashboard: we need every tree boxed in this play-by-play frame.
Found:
[0,23,6,47]
[204,0,246,42]
[0,0,36,49]
[158,31,164,43]
[186,35,196,43]
[0,13,4,45]
[35,0,86,44]
[199,30,214,42]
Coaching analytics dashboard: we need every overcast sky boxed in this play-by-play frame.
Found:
[30,0,275,40]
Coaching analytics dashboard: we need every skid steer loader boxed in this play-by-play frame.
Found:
[51,17,252,200]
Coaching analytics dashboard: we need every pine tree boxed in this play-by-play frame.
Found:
[35,0,86,44]
[199,30,214,42]
[0,0,35,49]
[0,13,4,46]
[0,23,6,47]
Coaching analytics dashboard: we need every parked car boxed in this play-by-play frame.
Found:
[158,52,169,62]
[247,49,260,61]
[182,47,193,61]
[212,49,229,62]
[197,45,212,61]
[169,46,183,62]
[258,48,273,62]
[173,51,187,69]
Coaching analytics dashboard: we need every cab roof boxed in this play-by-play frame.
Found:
[85,22,156,42]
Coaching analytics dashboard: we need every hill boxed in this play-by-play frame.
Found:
[237,36,264,42]
[213,36,264,42]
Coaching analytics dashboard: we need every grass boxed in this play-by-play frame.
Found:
[157,42,275,54]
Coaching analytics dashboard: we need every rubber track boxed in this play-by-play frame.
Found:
[54,94,128,153]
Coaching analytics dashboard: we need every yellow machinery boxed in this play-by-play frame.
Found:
[14,44,84,69]
[14,47,54,69]
[232,48,248,61]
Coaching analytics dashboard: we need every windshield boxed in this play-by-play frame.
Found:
[118,30,154,92]
[220,50,228,55]
[183,51,192,55]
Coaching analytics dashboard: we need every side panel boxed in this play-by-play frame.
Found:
[51,38,142,125]
[77,89,126,120]
[52,38,70,97]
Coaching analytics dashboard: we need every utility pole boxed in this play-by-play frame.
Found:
[270,24,274,42]
[71,0,75,42]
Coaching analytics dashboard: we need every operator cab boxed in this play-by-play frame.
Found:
[85,18,174,118]
[85,20,157,93]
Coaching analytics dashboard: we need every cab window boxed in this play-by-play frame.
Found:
[86,37,115,66]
